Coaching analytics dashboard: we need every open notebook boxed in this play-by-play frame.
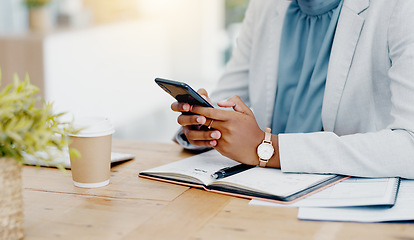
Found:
[23,147,135,169]
[139,150,346,203]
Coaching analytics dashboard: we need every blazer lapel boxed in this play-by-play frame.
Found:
[322,0,370,132]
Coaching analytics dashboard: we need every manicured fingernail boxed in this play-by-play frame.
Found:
[183,104,190,111]
[210,132,219,139]
[210,140,217,147]
[196,116,204,124]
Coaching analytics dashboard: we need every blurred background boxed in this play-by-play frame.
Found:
[0,0,248,142]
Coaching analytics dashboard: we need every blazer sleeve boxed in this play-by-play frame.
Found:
[279,0,414,179]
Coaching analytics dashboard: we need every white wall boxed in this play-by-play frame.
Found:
[0,0,28,34]
[43,1,225,142]
[138,0,225,87]
[44,21,171,140]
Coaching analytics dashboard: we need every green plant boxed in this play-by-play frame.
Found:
[0,70,79,170]
[24,0,51,8]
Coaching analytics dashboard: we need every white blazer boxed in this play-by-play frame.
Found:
[210,0,414,178]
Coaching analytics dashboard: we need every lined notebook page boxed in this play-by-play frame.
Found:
[214,167,335,197]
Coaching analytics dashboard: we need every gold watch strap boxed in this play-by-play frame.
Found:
[259,128,272,167]
[259,159,268,167]
[264,128,271,143]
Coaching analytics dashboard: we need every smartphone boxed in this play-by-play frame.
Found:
[155,78,214,131]
[155,78,214,111]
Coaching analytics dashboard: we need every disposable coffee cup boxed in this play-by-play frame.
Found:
[69,117,115,188]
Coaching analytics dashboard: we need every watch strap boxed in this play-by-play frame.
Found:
[258,128,273,168]
[264,128,271,142]
[259,159,268,167]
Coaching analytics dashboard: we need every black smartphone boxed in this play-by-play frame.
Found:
[155,78,214,111]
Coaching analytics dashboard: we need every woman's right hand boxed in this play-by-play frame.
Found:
[170,89,222,147]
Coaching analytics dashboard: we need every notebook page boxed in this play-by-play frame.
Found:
[141,150,240,185]
[214,167,335,197]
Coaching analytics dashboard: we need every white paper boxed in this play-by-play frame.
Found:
[249,177,399,207]
[141,150,240,185]
[23,147,134,169]
[142,150,337,198]
[215,167,335,197]
[297,180,414,223]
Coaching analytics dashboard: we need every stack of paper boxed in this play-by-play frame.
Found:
[251,177,414,223]
[298,180,414,223]
[250,177,399,208]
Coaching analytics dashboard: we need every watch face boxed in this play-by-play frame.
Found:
[257,143,274,160]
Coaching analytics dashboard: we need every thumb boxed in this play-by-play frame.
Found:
[197,88,208,97]
[217,96,253,115]
[197,88,212,105]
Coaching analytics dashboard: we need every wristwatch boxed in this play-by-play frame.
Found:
[257,128,274,167]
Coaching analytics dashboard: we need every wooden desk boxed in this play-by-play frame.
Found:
[23,139,414,240]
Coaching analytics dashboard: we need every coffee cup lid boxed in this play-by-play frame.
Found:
[70,117,115,137]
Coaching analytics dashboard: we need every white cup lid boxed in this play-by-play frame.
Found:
[70,117,115,137]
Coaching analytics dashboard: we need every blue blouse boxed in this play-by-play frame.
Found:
[271,0,343,134]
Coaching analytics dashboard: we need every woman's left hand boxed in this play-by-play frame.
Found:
[190,96,263,165]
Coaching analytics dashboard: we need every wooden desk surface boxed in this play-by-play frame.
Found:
[22,139,414,240]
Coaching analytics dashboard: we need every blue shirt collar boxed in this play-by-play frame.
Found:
[297,0,342,15]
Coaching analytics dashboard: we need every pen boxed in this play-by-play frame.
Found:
[211,164,255,179]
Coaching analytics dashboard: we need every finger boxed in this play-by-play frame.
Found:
[197,88,208,98]
[182,126,219,147]
[188,139,218,147]
[216,100,236,108]
[197,88,213,105]
[184,127,221,141]
[217,95,253,115]
[177,114,206,126]
[171,102,191,113]
[201,118,225,131]
[190,105,234,121]
[206,118,214,129]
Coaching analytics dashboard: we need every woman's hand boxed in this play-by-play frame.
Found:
[172,92,280,167]
[190,96,266,165]
[171,89,222,147]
